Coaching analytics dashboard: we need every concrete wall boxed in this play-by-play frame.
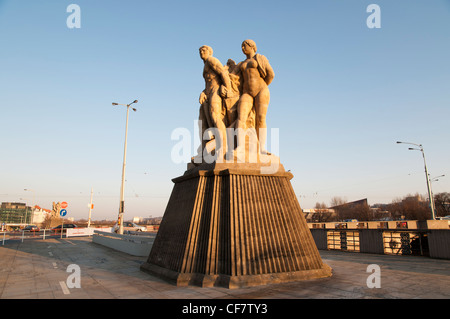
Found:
[310,229,327,250]
[308,220,449,230]
[428,230,450,259]
[309,228,450,259]
[358,230,384,254]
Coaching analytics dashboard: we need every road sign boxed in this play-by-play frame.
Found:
[61,202,68,209]
[60,209,67,217]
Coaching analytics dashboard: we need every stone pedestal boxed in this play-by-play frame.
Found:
[140,162,332,288]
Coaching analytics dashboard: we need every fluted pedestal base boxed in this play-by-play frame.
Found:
[140,162,332,288]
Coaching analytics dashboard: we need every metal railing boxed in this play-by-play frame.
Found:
[1,227,114,244]
[311,228,434,257]
[326,230,360,252]
[1,229,65,244]
[382,230,429,256]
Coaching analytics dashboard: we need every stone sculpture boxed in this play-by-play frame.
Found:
[51,201,61,218]
[141,40,332,288]
[194,40,275,164]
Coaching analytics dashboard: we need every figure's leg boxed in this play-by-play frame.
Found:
[255,88,270,154]
[198,104,207,155]
[191,105,208,164]
[209,93,227,161]
[224,98,238,160]
[235,94,253,156]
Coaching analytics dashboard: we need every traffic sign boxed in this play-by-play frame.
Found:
[60,209,67,217]
[61,202,68,209]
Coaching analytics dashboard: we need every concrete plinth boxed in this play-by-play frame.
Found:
[140,162,332,288]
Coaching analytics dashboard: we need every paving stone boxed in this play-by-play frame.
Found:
[0,236,449,299]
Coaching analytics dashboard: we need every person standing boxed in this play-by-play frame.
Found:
[234,39,274,156]
[198,45,232,162]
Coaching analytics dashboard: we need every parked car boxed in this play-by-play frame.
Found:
[23,225,40,232]
[113,221,146,233]
[52,224,77,232]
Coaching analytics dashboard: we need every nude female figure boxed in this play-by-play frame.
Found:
[235,39,274,156]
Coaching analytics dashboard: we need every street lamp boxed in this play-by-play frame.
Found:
[113,100,138,234]
[23,188,35,205]
[24,188,36,224]
[430,174,445,183]
[396,141,436,220]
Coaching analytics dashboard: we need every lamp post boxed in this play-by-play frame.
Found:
[430,175,445,216]
[113,100,138,234]
[396,141,436,220]
[24,188,35,224]
[87,187,93,228]
[430,174,445,183]
[23,188,35,205]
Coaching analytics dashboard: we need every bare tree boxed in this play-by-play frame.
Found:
[386,194,430,220]
[312,202,334,222]
[350,203,373,221]
[434,192,450,217]
[329,197,350,221]
[330,196,347,208]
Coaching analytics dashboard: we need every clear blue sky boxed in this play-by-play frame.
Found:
[1,0,449,220]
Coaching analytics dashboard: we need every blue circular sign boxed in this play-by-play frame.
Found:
[60,209,67,217]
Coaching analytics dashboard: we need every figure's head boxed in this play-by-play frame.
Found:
[242,39,257,54]
[199,45,213,60]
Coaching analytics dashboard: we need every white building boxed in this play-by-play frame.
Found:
[133,216,144,223]
[31,206,51,225]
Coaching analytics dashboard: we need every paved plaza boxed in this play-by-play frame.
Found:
[0,236,449,300]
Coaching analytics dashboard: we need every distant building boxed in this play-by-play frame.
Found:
[1,202,27,210]
[0,202,32,224]
[133,216,144,223]
[329,198,369,210]
[403,194,426,203]
[31,206,52,225]
[133,216,162,225]
[0,202,52,226]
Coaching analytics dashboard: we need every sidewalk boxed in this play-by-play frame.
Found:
[0,236,449,299]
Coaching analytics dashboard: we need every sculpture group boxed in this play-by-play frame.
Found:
[196,39,275,163]
[141,39,332,288]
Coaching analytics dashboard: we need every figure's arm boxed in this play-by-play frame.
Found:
[230,62,243,94]
[199,90,207,104]
[255,54,274,85]
[207,57,232,96]
[230,61,243,75]
[264,63,275,85]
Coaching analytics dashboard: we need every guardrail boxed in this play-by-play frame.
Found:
[1,227,115,245]
[1,229,64,244]
[310,228,450,259]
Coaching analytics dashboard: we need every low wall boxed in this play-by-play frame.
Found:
[92,231,156,256]
[66,227,112,237]
[308,219,450,230]
[428,230,450,259]
[310,228,450,259]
